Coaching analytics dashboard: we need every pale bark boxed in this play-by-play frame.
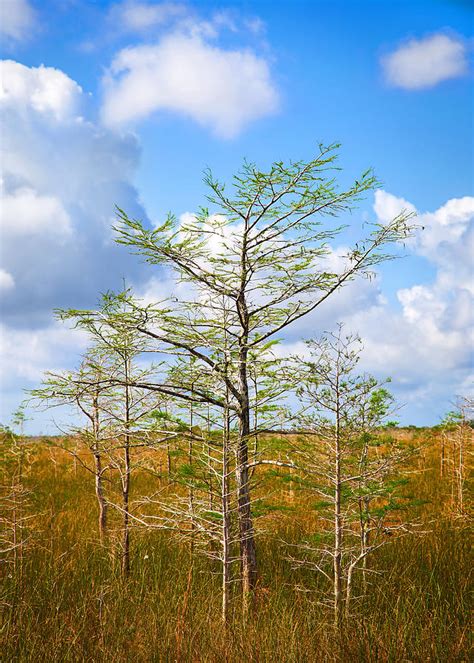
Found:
[345,561,355,620]
[92,391,107,543]
[236,238,258,609]
[333,397,342,629]
[457,425,465,515]
[222,393,231,625]
[94,453,107,544]
[121,358,131,578]
[440,432,446,478]
[188,398,195,556]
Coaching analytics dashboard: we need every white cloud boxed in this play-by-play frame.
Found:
[0,59,149,327]
[0,321,90,432]
[373,190,416,224]
[375,189,474,274]
[374,190,474,306]
[414,196,474,266]
[361,192,473,412]
[0,59,153,428]
[0,0,36,43]
[0,269,15,291]
[0,322,88,386]
[0,60,82,120]
[275,191,473,423]
[1,186,72,237]
[382,33,468,90]
[101,32,278,137]
[107,2,265,43]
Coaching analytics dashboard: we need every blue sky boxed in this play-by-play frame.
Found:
[0,0,473,431]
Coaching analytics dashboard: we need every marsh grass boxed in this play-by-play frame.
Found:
[1,430,471,662]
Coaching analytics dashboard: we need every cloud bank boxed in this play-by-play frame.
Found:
[0,59,149,328]
[280,191,474,422]
[0,59,151,425]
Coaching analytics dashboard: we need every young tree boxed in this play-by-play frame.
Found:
[0,408,33,576]
[36,291,175,575]
[63,294,179,577]
[289,328,417,627]
[135,406,241,625]
[32,349,115,543]
[440,397,473,518]
[127,301,242,623]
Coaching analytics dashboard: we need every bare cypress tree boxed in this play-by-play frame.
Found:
[440,397,473,518]
[132,388,241,625]
[288,328,418,626]
[131,299,242,624]
[32,349,114,543]
[0,409,33,577]
[109,144,415,603]
[37,291,173,575]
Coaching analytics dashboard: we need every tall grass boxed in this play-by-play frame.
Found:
[1,430,471,662]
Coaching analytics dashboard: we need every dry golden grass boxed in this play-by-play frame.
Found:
[1,428,472,662]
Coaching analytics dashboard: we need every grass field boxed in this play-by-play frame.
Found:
[1,428,472,662]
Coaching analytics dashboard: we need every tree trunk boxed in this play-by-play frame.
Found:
[440,432,446,478]
[207,406,214,512]
[92,392,107,544]
[334,471,342,628]
[222,397,231,625]
[334,399,342,629]
[345,561,356,620]
[167,442,172,479]
[12,481,19,574]
[94,453,107,544]
[122,447,131,577]
[188,398,195,556]
[360,497,370,592]
[236,287,258,610]
[122,359,131,578]
[457,424,465,515]
[236,406,257,611]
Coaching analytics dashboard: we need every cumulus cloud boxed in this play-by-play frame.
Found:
[0,59,156,428]
[0,321,90,430]
[414,196,474,264]
[373,190,416,224]
[361,192,472,416]
[0,60,82,118]
[0,0,36,44]
[382,33,468,89]
[101,31,278,137]
[275,191,473,423]
[0,322,88,387]
[1,186,72,237]
[375,189,474,269]
[0,59,149,328]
